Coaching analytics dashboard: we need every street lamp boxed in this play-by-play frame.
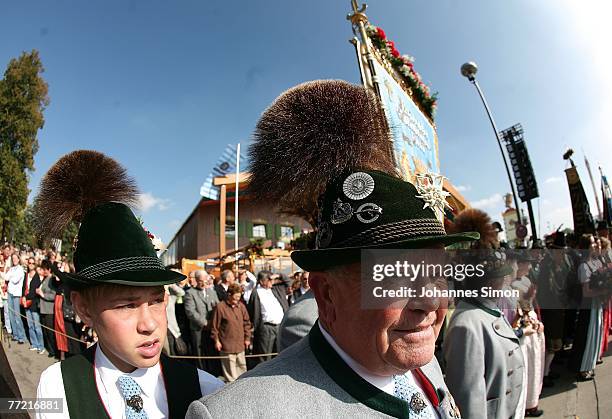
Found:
[461,61,523,230]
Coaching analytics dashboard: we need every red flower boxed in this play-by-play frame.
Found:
[391,48,400,58]
[387,40,395,50]
[376,27,386,39]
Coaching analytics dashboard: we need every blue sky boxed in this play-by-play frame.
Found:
[2,0,610,244]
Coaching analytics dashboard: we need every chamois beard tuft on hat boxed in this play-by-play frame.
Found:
[448,208,498,249]
[247,80,397,226]
[33,150,139,239]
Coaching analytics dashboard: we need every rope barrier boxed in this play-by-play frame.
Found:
[169,352,278,360]
[4,306,279,359]
[5,304,88,344]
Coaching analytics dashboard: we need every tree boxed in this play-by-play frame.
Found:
[0,50,49,241]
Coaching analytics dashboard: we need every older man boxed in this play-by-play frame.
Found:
[247,270,289,364]
[184,270,220,372]
[187,80,478,418]
[214,269,235,302]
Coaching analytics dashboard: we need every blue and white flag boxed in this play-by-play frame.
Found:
[199,143,247,200]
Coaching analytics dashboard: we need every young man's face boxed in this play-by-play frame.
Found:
[74,285,168,373]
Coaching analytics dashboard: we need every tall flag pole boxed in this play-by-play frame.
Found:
[234,143,240,254]
[584,152,602,220]
[563,149,595,235]
[601,165,612,227]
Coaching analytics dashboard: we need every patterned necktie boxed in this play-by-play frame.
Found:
[393,374,434,418]
[117,376,148,419]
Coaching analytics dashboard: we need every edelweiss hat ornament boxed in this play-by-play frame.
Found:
[247,80,478,271]
[32,150,184,288]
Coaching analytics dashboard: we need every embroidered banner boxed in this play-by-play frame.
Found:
[565,166,595,235]
[370,57,440,183]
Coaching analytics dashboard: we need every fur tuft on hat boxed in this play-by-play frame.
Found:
[33,150,139,239]
[247,80,397,226]
[448,208,498,248]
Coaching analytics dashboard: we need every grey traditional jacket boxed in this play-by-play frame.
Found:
[184,287,219,331]
[187,322,461,419]
[38,275,56,315]
[443,298,525,419]
[278,290,318,351]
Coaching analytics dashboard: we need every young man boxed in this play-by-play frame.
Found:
[35,150,222,418]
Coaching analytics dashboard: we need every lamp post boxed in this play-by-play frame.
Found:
[461,62,523,230]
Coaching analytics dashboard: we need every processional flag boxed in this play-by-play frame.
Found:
[348,1,439,184]
[602,168,612,228]
[564,152,595,235]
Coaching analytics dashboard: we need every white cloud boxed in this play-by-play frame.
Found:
[138,192,171,212]
[472,193,503,210]
[455,184,472,192]
[539,205,572,235]
[544,176,562,184]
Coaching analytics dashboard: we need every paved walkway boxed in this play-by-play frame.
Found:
[539,341,611,419]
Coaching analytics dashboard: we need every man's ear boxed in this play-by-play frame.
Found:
[71,291,95,327]
[309,271,336,328]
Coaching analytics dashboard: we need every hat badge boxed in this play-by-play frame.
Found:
[414,172,452,222]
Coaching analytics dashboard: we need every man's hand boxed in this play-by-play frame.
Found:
[244,340,250,349]
[215,341,222,352]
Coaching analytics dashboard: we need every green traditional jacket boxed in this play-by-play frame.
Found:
[60,345,201,418]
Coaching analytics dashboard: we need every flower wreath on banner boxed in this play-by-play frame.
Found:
[366,24,438,120]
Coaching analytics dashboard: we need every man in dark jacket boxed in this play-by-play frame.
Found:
[247,271,289,365]
[214,269,235,302]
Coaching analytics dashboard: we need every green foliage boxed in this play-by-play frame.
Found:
[59,220,79,260]
[0,50,49,241]
[12,205,39,248]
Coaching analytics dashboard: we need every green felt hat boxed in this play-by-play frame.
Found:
[34,150,185,288]
[53,202,184,288]
[291,170,479,271]
[54,202,184,288]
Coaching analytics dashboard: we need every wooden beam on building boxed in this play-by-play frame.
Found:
[219,184,227,258]
[213,172,250,187]
[443,179,470,211]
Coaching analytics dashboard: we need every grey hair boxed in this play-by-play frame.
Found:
[220,269,233,282]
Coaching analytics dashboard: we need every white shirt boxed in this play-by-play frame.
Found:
[256,286,284,325]
[6,264,25,296]
[578,259,603,284]
[36,345,223,418]
[318,323,438,417]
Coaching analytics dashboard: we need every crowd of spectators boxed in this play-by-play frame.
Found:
[2,227,610,403]
[1,241,312,383]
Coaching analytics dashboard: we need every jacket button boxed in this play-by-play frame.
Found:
[508,350,513,356]
[506,389,512,395]
[507,369,513,376]
[494,324,500,330]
